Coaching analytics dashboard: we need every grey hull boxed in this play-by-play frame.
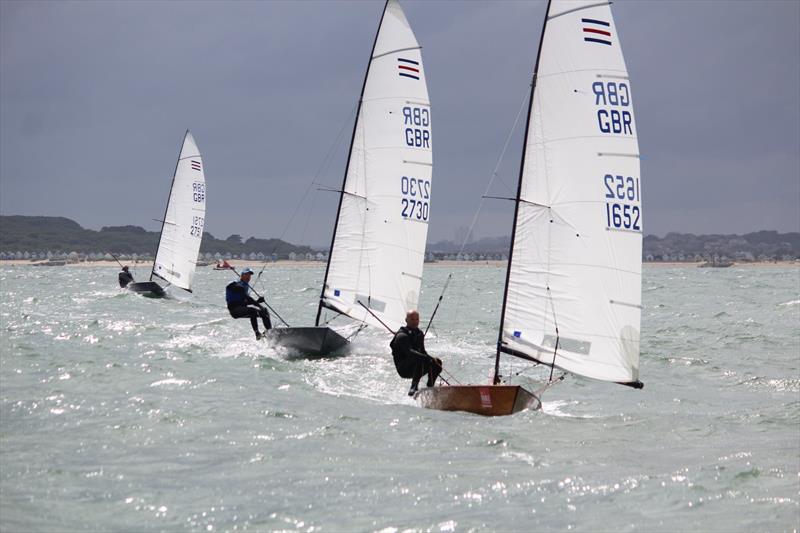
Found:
[262,326,349,357]
[127,281,166,298]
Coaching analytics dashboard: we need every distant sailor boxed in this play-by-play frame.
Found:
[390,310,442,396]
[118,266,134,288]
[226,268,272,339]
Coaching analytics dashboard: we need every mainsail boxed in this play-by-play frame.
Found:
[317,0,432,332]
[498,0,642,384]
[152,130,206,292]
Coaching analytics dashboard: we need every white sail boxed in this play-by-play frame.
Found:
[500,0,641,383]
[320,0,432,332]
[152,131,206,292]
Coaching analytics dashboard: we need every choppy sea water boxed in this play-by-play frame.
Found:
[1,263,798,532]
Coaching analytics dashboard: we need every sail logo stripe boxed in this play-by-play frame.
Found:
[191,160,202,171]
[584,28,611,37]
[397,58,420,80]
[582,17,610,27]
[581,18,612,46]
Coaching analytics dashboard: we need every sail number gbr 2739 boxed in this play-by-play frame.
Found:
[604,174,641,231]
[190,216,204,237]
[192,182,205,203]
[400,176,430,221]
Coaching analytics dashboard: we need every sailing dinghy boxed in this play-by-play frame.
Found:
[263,0,432,356]
[128,130,206,298]
[417,0,643,416]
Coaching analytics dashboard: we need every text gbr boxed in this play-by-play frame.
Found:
[593,81,634,135]
[403,106,430,148]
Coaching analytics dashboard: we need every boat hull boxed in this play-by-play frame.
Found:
[126,281,166,298]
[416,385,540,416]
[262,326,349,357]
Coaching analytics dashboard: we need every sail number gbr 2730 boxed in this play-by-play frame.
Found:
[400,176,430,222]
[403,106,430,148]
[604,174,641,232]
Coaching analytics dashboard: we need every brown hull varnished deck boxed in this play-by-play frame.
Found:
[415,385,541,416]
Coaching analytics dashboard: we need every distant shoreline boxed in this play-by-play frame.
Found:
[1,259,797,269]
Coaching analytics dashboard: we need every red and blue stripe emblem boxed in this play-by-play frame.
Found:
[582,18,612,46]
[398,58,420,80]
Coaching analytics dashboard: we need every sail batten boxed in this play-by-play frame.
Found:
[318,0,432,333]
[499,0,642,384]
[152,131,206,293]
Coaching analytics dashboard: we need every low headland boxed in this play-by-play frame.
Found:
[1,215,798,268]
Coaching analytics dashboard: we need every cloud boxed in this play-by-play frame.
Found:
[1,0,798,244]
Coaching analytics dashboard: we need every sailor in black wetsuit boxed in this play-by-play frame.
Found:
[118,266,134,288]
[390,310,443,396]
[225,268,272,339]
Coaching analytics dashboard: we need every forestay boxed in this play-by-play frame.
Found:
[320,0,432,332]
[500,0,641,383]
[152,131,206,292]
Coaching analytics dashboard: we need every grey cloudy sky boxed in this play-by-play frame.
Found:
[1,0,798,246]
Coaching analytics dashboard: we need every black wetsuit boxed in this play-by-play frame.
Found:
[118,270,134,288]
[226,281,272,335]
[390,326,442,390]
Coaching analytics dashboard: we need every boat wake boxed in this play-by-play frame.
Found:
[541,400,599,419]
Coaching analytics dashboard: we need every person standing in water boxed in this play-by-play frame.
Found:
[225,268,272,339]
[390,310,443,396]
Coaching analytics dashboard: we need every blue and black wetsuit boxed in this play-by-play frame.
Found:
[226,281,271,337]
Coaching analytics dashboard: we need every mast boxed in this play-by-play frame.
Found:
[494,0,553,384]
[315,0,390,327]
[150,129,188,282]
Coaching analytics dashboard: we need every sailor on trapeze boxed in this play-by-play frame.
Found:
[118,266,134,288]
[390,310,443,396]
[225,268,272,339]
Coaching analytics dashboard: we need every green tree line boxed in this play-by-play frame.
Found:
[0,216,315,257]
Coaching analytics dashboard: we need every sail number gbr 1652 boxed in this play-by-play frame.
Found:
[401,176,430,221]
[604,174,641,231]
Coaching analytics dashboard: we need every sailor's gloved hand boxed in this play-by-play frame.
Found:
[257,296,265,304]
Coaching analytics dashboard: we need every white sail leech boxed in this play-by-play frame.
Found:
[500,0,642,383]
[321,0,432,333]
[152,131,206,292]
